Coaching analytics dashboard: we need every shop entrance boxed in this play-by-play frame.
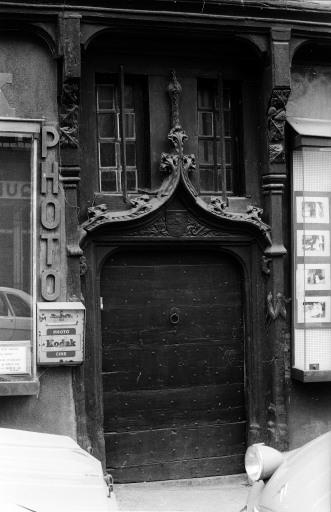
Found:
[101,249,246,483]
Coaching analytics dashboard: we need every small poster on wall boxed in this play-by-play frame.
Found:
[297,230,330,257]
[296,196,329,224]
[297,296,331,323]
[296,264,331,293]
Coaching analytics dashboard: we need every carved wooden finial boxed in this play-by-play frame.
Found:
[167,69,182,129]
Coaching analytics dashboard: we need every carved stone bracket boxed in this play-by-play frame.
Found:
[203,196,272,245]
[267,87,291,163]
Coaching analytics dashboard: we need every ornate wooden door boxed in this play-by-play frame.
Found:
[101,249,246,483]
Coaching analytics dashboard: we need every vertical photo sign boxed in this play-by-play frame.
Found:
[40,126,61,301]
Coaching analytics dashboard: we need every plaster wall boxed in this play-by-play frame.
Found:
[287,64,331,448]
[0,32,77,440]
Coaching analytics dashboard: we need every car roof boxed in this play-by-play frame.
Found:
[0,288,31,303]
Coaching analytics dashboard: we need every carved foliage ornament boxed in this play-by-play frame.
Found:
[160,70,196,177]
[207,197,272,245]
[119,212,233,238]
[266,291,291,322]
[60,78,79,148]
[267,87,291,163]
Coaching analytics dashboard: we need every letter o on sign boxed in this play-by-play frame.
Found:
[41,197,61,230]
[41,269,60,301]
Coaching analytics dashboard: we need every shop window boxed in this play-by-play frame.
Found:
[0,120,39,394]
[290,117,331,382]
[96,73,148,193]
[197,79,243,195]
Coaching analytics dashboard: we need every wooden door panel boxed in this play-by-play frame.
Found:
[105,422,246,466]
[103,342,243,373]
[102,365,244,391]
[104,383,245,430]
[111,453,244,483]
[101,250,245,482]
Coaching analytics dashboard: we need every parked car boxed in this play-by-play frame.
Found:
[242,431,331,511]
[0,287,32,341]
[0,427,118,511]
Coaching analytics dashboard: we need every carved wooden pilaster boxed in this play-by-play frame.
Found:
[58,12,82,296]
[58,13,90,453]
[262,27,291,451]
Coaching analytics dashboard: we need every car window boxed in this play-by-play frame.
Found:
[0,294,9,316]
[7,293,31,317]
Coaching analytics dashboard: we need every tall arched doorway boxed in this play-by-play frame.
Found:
[101,249,246,483]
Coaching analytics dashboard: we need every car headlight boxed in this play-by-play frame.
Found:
[245,443,284,482]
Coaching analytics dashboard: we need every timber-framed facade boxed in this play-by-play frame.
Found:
[0,0,330,483]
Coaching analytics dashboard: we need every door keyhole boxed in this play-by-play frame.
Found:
[169,307,180,325]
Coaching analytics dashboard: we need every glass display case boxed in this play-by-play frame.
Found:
[290,117,331,381]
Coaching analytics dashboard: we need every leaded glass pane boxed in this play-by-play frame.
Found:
[199,168,215,192]
[198,85,213,109]
[98,113,117,138]
[101,170,117,192]
[100,142,116,167]
[224,110,231,137]
[98,85,115,110]
[225,139,232,165]
[126,170,137,192]
[199,140,214,164]
[124,85,134,108]
[223,88,231,110]
[198,112,213,137]
[126,142,136,167]
[124,113,135,139]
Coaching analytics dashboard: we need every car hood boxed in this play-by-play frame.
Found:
[259,431,331,512]
[0,428,117,512]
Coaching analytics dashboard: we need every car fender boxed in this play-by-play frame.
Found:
[245,480,265,512]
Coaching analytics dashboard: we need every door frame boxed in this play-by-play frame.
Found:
[78,236,268,469]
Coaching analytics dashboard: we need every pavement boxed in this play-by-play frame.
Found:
[115,474,249,512]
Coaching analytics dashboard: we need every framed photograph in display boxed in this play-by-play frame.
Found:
[296,264,331,293]
[297,230,330,257]
[297,296,331,323]
[296,196,329,224]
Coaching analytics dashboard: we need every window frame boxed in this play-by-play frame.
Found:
[0,117,40,395]
[96,73,149,195]
[197,79,244,196]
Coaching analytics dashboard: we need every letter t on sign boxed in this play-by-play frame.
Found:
[0,74,15,117]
